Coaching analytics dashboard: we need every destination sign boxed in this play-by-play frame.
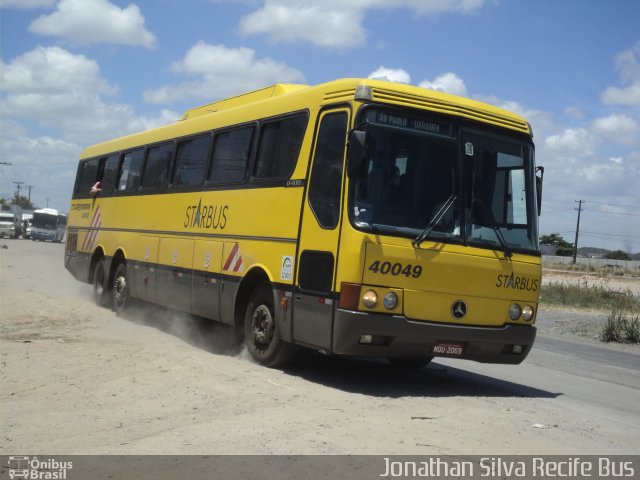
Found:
[366,109,454,137]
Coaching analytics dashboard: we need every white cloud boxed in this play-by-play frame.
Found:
[544,128,594,155]
[601,41,640,106]
[1,46,117,96]
[240,2,366,48]
[601,83,640,106]
[238,0,486,48]
[143,42,305,104]
[0,0,54,8]
[0,46,177,208]
[419,72,467,96]
[28,0,156,47]
[592,114,638,146]
[368,66,411,83]
[1,46,176,145]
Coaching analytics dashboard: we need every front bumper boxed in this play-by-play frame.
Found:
[333,309,536,364]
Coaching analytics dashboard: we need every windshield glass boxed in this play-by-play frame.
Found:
[350,107,539,254]
[32,213,57,229]
[464,131,539,252]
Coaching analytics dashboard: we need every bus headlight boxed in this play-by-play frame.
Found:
[509,303,522,320]
[383,292,398,310]
[362,290,378,308]
[522,305,534,321]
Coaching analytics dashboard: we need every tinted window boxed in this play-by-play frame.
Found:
[308,112,347,228]
[173,134,211,187]
[208,127,254,184]
[298,251,334,293]
[254,115,307,180]
[101,154,119,194]
[117,149,144,193]
[75,158,100,196]
[142,142,173,189]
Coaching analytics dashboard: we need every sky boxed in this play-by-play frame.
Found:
[1,0,639,252]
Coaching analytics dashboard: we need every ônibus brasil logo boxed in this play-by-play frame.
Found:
[8,456,73,479]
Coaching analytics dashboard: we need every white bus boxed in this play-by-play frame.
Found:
[31,208,67,242]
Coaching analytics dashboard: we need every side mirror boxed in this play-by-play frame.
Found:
[535,166,544,215]
[347,130,368,179]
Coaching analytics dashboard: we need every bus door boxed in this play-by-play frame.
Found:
[293,109,349,350]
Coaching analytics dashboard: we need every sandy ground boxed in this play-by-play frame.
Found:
[1,240,639,456]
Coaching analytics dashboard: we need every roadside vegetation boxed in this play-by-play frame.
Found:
[540,280,640,344]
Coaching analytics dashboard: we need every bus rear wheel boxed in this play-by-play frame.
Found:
[93,259,110,308]
[112,263,130,315]
[244,283,295,367]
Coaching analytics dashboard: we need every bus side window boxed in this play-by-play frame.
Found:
[117,148,144,193]
[308,112,348,229]
[173,134,211,187]
[141,141,174,189]
[74,158,101,197]
[254,114,307,180]
[208,126,254,184]
[100,153,120,194]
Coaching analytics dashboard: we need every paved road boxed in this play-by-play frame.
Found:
[1,240,639,455]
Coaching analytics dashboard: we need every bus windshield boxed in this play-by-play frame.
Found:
[32,212,58,230]
[351,108,539,254]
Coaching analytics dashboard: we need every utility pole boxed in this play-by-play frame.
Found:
[26,185,34,202]
[573,200,584,264]
[13,181,24,202]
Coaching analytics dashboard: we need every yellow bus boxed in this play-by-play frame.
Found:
[65,78,543,368]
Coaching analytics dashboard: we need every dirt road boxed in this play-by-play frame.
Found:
[1,240,639,455]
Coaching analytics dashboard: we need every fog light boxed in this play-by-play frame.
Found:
[362,290,378,308]
[509,303,522,320]
[360,334,373,344]
[522,305,534,321]
[512,345,524,354]
[383,292,398,310]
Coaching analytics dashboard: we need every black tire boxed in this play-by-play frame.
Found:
[93,258,110,308]
[387,356,433,370]
[112,262,130,315]
[243,283,295,367]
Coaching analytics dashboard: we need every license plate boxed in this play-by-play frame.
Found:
[432,341,465,356]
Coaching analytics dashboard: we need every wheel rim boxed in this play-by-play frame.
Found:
[114,273,127,308]
[94,264,104,297]
[251,304,274,348]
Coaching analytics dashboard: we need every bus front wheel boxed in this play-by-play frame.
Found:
[112,263,130,315]
[93,259,110,308]
[244,283,295,367]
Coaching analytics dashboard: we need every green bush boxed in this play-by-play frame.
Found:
[540,281,639,312]
[601,310,640,344]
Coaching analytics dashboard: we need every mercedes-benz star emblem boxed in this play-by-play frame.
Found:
[451,300,467,319]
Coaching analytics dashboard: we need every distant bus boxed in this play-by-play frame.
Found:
[65,78,543,368]
[31,208,66,242]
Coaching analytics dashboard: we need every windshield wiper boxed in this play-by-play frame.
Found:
[472,199,512,258]
[412,195,457,247]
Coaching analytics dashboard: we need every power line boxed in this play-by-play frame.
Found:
[585,200,638,209]
[586,209,640,217]
[580,231,638,238]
